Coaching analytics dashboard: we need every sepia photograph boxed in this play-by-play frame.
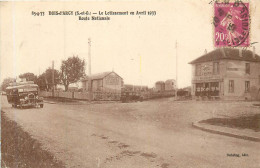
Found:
[0,0,260,167]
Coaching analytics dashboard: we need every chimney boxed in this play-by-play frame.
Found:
[204,49,207,54]
[239,49,242,57]
[253,46,256,59]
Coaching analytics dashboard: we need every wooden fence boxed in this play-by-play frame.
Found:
[39,90,175,101]
[39,91,120,101]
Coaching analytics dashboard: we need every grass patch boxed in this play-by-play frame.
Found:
[1,111,65,168]
[200,114,260,132]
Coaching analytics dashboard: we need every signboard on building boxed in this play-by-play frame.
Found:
[192,75,222,83]
[201,64,212,76]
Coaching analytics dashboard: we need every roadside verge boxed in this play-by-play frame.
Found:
[1,110,65,168]
[192,121,260,142]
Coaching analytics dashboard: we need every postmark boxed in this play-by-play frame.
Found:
[213,1,250,47]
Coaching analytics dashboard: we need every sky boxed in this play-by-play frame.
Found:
[1,0,260,88]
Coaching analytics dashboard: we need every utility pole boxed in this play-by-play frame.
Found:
[52,60,55,97]
[45,74,48,91]
[140,54,142,91]
[175,41,178,100]
[88,38,92,101]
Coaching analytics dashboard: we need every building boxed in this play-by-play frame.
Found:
[189,48,260,100]
[81,71,123,94]
[165,79,176,91]
[155,81,165,92]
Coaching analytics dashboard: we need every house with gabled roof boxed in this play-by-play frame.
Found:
[81,71,123,93]
[189,47,260,100]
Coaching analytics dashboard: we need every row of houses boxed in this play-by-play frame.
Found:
[44,47,260,101]
[154,79,176,92]
[80,71,176,97]
[81,47,260,100]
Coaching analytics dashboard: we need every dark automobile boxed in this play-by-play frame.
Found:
[6,82,44,108]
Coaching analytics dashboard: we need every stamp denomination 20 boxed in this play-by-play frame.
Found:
[214,1,249,47]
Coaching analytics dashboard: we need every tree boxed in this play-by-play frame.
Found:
[36,68,61,91]
[19,72,37,83]
[60,56,86,91]
[1,77,16,92]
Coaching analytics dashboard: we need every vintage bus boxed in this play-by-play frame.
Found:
[6,82,44,108]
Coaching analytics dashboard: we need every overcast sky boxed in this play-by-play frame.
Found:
[1,0,260,88]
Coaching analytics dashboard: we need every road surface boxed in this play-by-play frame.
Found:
[1,96,260,168]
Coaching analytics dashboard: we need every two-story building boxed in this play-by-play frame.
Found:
[189,48,260,100]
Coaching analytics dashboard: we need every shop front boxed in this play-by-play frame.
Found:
[195,82,220,97]
[192,75,223,98]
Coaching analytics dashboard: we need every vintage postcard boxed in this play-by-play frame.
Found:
[1,0,260,168]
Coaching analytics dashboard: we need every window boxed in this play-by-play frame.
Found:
[229,80,234,93]
[213,62,220,75]
[245,81,250,93]
[195,64,201,76]
[245,63,250,74]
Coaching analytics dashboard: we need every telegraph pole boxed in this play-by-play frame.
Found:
[175,41,178,100]
[52,60,55,97]
[88,38,92,101]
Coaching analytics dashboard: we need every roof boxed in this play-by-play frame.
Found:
[155,81,165,84]
[165,79,176,83]
[189,48,260,64]
[81,71,122,81]
[6,84,38,90]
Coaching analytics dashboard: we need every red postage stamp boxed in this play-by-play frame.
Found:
[213,1,250,47]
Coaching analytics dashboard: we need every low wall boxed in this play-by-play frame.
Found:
[39,91,52,97]
[39,91,120,101]
[39,90,176,101]
[93,92,121,101]
[74,92,90,100]
[149,90,175,99]
[58,92,73,99]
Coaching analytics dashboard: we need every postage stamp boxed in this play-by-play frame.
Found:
[213,1,250,47]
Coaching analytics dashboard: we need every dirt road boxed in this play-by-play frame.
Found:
[1,96,260,168]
